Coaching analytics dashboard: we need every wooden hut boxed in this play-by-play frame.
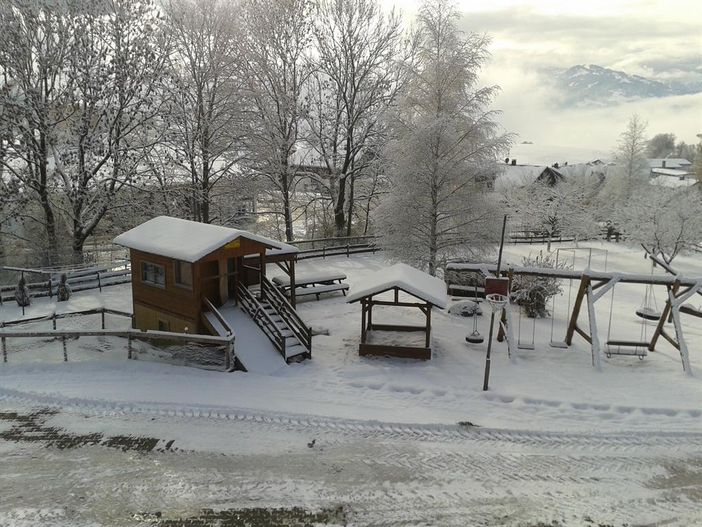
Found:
[536,166,566,186]
[347,263,448,360]
[114,216,298,334]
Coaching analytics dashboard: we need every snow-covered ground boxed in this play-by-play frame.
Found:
[2,241,702,525]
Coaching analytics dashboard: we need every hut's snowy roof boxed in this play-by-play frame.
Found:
[347,263,448,308]
[113,216,297,263]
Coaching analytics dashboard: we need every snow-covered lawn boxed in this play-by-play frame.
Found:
[2,240,702,433]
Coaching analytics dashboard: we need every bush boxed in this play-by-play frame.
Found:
[511,252,569,318]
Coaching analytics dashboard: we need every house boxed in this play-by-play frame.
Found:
[113,216,299,335]
[648,158,692,171]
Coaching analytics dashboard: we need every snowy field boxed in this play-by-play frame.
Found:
[2,241,702,525]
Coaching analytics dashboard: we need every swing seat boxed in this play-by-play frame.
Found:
[635,307,661,321]
[466,332,484,344]
[605,340,648,360]
[549,340,569,349]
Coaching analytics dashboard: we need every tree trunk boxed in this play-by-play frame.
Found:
[334,175,347,237]
[346,172,355,237]
[281,171,294,242]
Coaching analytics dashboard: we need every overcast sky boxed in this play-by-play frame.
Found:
[389,0,702,154]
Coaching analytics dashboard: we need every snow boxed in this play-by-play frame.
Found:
[2,243,702,436]
[113,215,297,263]
[346,262,448,308]
[217,303,287,375]
[272,271,346,287]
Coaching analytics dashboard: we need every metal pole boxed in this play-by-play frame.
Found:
[482,311,496,391]
[496,214,508,275]
[483,214,508,391]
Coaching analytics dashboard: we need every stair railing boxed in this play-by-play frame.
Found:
[237,282,286,359]
[260,276,312,356]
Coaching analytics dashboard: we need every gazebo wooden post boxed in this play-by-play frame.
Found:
[361,300,367,343]
[425,303,431,348]
[258,251,266,301]
[289,258,297,308]
[367,297,373,331]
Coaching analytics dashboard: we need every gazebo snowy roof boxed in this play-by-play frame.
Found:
[113,216,297,263]
[347,263,448,308]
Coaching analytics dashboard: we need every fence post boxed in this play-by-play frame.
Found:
[62,335,68,362]
[1,322,6,363]
[97,271,102,292]
[127,332,133,359]
[48,278,53,299]
[101,308,106,330]
[225,338,232,371]
[52,313,56,330]
[346,242,350,257]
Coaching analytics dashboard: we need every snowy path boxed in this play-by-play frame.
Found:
[1,400,701,526]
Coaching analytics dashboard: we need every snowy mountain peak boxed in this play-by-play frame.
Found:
[554,64,702,107]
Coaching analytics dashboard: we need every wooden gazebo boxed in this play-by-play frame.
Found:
[347,263,448,360]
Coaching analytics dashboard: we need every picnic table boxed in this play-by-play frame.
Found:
[272,272,349,300]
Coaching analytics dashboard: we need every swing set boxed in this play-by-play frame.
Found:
[446,261,702,374]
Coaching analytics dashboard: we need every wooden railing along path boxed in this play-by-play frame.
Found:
[0,307,235,371]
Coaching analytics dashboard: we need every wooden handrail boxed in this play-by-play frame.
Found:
[202,297,234,336]
[260,277,312,354]
[237,283,286,359]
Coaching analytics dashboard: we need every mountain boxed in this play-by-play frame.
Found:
[554,64,702,107]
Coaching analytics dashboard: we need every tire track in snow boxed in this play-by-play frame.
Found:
[2,386,702,452]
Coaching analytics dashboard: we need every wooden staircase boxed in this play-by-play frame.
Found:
[237,277,311,363]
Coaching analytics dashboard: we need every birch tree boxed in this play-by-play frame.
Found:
[375,0,511,275]
[239,0,314,241]
[307,0,404,237]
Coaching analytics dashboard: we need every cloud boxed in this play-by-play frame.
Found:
[451,4,702,150]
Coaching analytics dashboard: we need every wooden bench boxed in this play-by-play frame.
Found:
[294,282,349,300]
[447,284,485,298]
[272,272,347,291]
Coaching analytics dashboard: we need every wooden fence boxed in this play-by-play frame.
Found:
[0,261,131,305]
[293,235,380,260]
[0,307,235,371]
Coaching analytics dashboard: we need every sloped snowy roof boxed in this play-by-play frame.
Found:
[651,168,690,177]
[113,216,296,263]
[347,263,448,308]
[648,158,691,169]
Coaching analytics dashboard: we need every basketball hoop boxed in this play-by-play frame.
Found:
[486,293,508,313]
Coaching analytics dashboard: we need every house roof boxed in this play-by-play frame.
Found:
[346,263,448,308]
[648,158,691,169]
[113,216,297,263]
[651,168,690,177]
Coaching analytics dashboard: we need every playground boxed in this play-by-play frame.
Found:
[1,240,702,433]
[2,240,702,526]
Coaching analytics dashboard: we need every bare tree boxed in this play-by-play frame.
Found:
[163,0,244,224]
[239,0,314,241]
[50,0,169,262]
[307,0,405,237]
[0,0,74,264]
[617,186,702,264]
